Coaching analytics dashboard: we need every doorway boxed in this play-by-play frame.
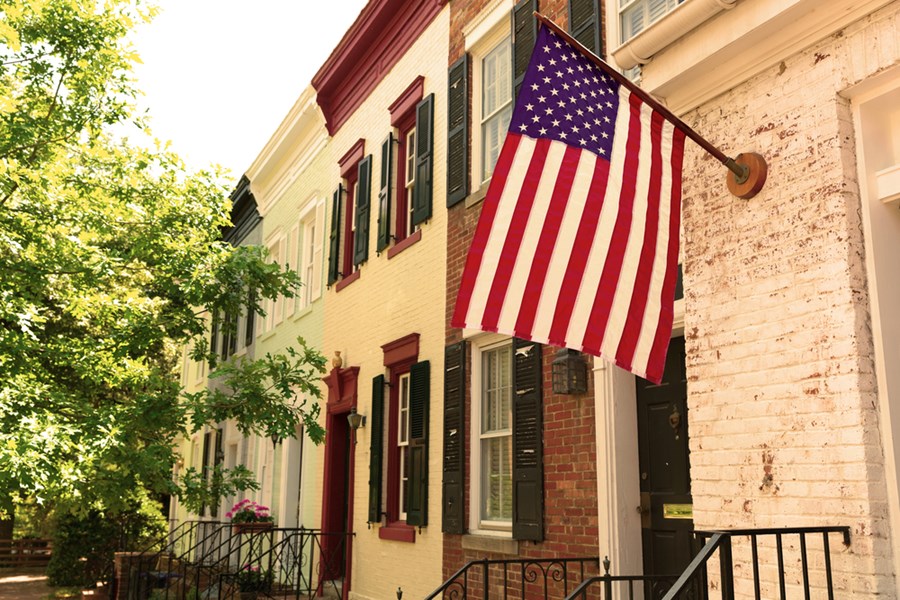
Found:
[636,336,692,578]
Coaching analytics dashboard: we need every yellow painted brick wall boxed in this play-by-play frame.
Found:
[323,8,450,600]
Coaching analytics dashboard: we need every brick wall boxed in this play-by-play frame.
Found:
[443,0,601,587]
[680,4,900,596]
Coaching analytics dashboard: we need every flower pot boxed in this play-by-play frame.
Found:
[233,521,274,534]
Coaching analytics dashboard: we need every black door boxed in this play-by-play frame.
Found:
[636,336,692,580]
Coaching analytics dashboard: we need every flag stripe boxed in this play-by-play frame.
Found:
[481,139,552,331]
[452,134,523,328]
[580,92,644,353]
[512,144,585,338]
[645,128,685,380]
[615,109,666,371]
[630,119,676,375]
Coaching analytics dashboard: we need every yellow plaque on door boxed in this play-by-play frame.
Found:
[663,504,693,520]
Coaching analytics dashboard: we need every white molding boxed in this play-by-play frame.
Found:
[611,0,737,70]
[849,71,900,599]
[463,0,513,51]
[617,0,895,115]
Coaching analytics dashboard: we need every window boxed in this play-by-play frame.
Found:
[378,80,434,255]
[329,142,371,287]
[480,37,512,183]
[480,341,513,526]
[619,0,685,42]
[296,202,324,310]
[454,336,543,540]
[369,334,430,541]
[397,372,411,521]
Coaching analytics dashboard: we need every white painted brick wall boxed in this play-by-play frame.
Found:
[681,2,899,597]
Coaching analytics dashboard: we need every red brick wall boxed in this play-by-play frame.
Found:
[443,1,599,584]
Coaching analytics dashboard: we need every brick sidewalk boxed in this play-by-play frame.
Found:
[0,570,61,600]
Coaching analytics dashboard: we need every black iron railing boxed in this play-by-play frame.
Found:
[425,557,602,600]
[564,526,851,600]
[217,528,353,599]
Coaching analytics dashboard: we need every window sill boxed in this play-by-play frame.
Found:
[386,229,422,260]
[291,304,314,322]
[378,521,416,543]
[335,270,361,293]
[464,183,488,209]
[461,533,518,556]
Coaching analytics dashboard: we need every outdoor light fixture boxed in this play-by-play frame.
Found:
[347,407,366,430]
[552,348,588,395]
[270,433,282,448]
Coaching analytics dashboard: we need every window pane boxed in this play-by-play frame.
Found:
[481,38,512,182]
[482,435,512,522]
[482,344,512,434]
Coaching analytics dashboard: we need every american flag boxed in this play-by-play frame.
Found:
[452,23,685,384]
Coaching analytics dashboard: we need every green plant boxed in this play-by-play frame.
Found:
[235,565,273,592]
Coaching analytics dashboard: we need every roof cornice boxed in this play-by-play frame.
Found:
[312,0,447,136]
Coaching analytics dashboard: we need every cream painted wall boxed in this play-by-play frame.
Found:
[322,8,450,600]
[251,91,331,531]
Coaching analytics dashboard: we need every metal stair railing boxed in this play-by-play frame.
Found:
[215,528,354,600]
[564,526,852,600]
[425,557,602,600]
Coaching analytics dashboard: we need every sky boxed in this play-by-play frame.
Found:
[130,0,369,182]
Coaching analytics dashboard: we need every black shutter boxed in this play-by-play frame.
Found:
[568,0,601,55]
[406,360,430,527]
[368,375,385,524]
[512,0,539,99]
[512,338,544,541]
[412,94,434,226]
[447,55,469,208]
[209,313,219,364]
[245,291,255,347]
[377,134,393,252]
[327,184,343,285]
[442,342,466,534]
[200,431,211,516]
[354,155,372,266]
[210,428,223,518]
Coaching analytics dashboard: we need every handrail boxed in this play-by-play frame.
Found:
[425,556,601,600]
[660,532,726,600]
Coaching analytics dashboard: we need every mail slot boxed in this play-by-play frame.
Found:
[663,503,693,520]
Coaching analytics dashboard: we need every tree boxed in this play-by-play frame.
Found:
[0,0,325,515]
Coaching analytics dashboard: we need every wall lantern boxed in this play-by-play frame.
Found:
[552,348,588,395]
[347,407,366,430]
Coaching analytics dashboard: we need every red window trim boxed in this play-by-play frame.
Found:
[378,520,416,543]
[386,228,421,260]
[389,76,424,127]
[381,333,420,529]
[339,139,365,178]
[334,269,360,292]
[342,169,359,278]
[394,112,416,244]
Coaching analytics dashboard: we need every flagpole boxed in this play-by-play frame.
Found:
[534,13,767,199]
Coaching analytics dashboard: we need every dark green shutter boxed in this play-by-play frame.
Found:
[210,428,223,518]
[209,313,219,360]
[327,184,343,285]
[406,360,430,527]
[368,375,385,524]
[568,0,601,55]
[354,155,372,266]
[377,134,393,252]
[512,0,539,99]
[442,342,466,534]
[200,431,211,516]
[447,55,469,208]
[512,338,544,541]
[245,291,255,347]
[412,94,434,226]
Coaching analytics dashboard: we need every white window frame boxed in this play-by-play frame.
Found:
[479,38,513,184]
[261,233,286,334]
[618,0,684,43]
[469,332,515,535]
[398,372,411,521]
[404,128,417,238]
[466,0,514,190]
[294,199,323,312]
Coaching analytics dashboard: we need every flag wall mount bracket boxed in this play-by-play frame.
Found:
[725,152,768,199]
